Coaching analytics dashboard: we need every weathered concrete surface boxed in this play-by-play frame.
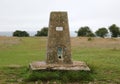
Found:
[46,12,72,64]
[29,61,90,71]
[29,11,90,71]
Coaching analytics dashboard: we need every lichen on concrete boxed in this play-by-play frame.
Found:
[46,12,72,64]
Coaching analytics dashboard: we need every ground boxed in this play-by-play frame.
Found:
[0,36,120,84]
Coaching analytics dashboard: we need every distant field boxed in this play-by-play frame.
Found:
[0,36,120,83]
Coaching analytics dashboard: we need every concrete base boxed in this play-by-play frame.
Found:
[29,61,90,71]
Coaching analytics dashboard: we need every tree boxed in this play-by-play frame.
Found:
[109,24,120,37]
[35,27,48,36]
[13,30,29,37]
[76,26,95,37]
[95,28,108,38]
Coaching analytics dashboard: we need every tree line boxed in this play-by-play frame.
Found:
[76,24,120,38]
[13,27,48,37]
[13,24,120,38]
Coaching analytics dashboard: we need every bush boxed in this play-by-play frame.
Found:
[88,37,93,41]
[95,28,108,38]
[76,26,95,37]
[109,24,120,37]
[35,27,48,36]
[13,30,29,37]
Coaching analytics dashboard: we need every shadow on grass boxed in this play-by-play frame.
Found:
[0,65,95,83]
[25,69,94,83]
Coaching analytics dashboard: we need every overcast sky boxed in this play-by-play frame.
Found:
[0,0,120,32]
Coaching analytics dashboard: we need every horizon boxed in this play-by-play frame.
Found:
[0,31,77,37]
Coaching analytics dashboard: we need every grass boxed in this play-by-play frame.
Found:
[0,37,46,66]
[0,36,120,83]
[26,70,92,83]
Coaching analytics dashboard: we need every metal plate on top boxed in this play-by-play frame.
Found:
[56,27,63,31]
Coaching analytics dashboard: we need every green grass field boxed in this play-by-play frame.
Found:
[0,36,120,84]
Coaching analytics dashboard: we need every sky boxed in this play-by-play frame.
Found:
[0,0,120,32]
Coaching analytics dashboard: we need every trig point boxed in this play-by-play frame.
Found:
[46,12,72,64]
[29,11,90,71]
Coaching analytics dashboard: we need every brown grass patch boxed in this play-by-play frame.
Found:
[0,36,21,45]
[0,36,21,49]
[71,37,120,49]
